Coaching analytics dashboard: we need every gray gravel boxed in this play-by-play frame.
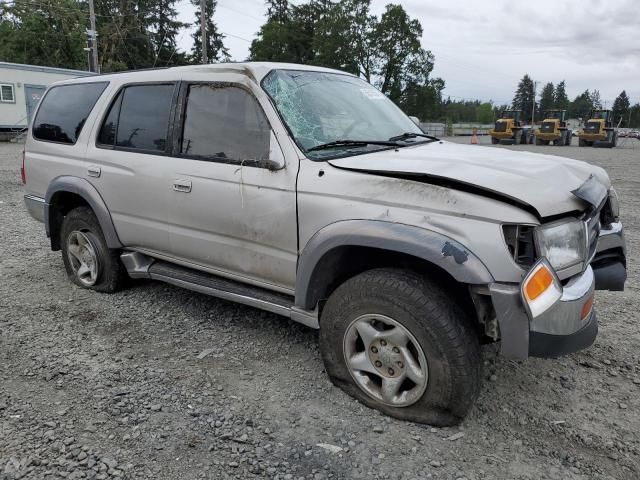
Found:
[1,137,639,480]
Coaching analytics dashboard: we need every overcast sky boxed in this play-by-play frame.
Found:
[176,0,639,106]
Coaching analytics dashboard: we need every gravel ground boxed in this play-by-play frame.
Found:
[1,137,639,480]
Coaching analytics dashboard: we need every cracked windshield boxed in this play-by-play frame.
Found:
[262,69,426,158]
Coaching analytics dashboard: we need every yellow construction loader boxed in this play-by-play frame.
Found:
[535,110,572,146]
[578,109,617,148]
[489,110,531,145]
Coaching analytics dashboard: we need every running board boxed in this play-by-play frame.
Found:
[120,251,318,328]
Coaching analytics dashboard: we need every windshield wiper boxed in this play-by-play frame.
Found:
[307,139,401,153]
[388,132,439,142]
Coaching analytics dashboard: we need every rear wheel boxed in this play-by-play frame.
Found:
[579,138,588,147]
[491,136,499,144]
[60,206,127,293]
[319,268,482,426]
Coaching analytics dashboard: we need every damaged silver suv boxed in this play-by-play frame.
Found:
[23,63,626,426]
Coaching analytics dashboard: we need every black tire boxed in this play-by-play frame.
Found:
[535,137,543,146]
[60,206,127,293]
[491,136,499,144]
[578,138,588,147]
[319,268,482,426]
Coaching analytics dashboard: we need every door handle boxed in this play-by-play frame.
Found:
[173,179,192,193]
[87,165,101,178]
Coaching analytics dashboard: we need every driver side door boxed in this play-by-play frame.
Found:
[166,81,299,292]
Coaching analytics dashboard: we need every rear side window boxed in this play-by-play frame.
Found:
[97,90,122,146]
[97,84,174,153]
[180,84,270,162]
[33,82,108,144]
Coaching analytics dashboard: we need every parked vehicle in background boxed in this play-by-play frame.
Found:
[22,63,627,426]
[535,110,572,146]
[578,109,618,148]
[489,109,532,145]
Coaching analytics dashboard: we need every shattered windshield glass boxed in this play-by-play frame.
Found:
[262,69,423,158]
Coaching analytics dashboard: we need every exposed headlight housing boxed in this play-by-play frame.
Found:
[534,218,586,272]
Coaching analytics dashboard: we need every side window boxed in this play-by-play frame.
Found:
[33,82,108,144]
[117,84,174,152]
[0,84,15,103]
[180,84,270,162]
[97,90,123,146]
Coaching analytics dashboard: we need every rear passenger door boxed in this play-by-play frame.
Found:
[166,82,298,291]
[86,83,178,254]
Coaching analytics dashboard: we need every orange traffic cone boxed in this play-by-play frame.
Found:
[471,127,478,144]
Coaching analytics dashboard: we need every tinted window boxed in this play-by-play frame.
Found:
[33,82,108,144]
[97,91,123,146]
[116,84,174,152]
[181,85,270,162]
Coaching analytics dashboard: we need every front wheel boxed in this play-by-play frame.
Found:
[319,269,482,426]
[60,206,127,293]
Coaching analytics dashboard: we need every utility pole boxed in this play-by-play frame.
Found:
[200,0,208,64]
[531,81,538,126]
[87,0,100,74]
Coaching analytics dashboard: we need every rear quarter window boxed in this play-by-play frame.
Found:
[33,82,108,145]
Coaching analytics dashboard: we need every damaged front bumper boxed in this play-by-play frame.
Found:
[490,221,626,360]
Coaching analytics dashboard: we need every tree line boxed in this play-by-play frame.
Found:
[1,0,637,127]
[511,74,639,127]
[0,0,228,71]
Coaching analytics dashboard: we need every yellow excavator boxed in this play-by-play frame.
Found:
[535,110,572,146]
[489,110,531,145]
[578,109,617,148]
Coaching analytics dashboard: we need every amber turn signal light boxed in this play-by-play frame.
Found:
[524,264,554,301]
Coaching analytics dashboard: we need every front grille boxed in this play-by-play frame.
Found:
[540,121,555,133]
[584,121,601,134]
[503,225,536,267]
[494,121,507,133]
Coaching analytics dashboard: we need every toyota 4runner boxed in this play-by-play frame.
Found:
[22,63,627,426]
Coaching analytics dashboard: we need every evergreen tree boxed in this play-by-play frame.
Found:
[148,0,189,67]
[590,89,602,109]
[567,90,593,119]
[266,0,289,23]
[539,82,555,118]
[612,91,630,127]
[0,0,86,70]
[554,81,570,111]
[191,0,230,63]
[512,74,536,123]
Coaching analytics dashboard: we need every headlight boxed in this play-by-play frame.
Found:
[609,187,620,220]
[534,218,586,271]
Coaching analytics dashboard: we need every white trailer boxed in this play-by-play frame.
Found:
[0,62,94,140]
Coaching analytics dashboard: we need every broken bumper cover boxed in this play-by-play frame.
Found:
[490,265,597,360]
[490,219,626,360]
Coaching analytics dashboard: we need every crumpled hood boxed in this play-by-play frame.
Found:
[328,141,610,218]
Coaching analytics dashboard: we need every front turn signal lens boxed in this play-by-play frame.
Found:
[524,264,554,301]
[521,259,562,318]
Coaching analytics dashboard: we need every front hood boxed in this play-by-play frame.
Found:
[328,141,610,218]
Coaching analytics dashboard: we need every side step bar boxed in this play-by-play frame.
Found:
[120,252,318,328]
